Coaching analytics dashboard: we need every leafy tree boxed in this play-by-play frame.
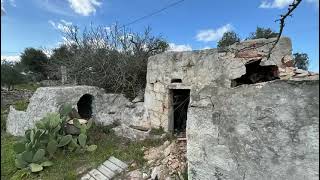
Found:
[217,31,241,49]
[1,60,25,90]
[248,27,278,39]
[293,52,309,70]
[20,48,49,81]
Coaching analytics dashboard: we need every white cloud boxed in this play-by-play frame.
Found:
[1,0,5,16]
[67,0,101,16]
[196,24,233,42]
[49,19,73,33]
[1,55,20,62]
[259,0,292,8]
[259,0,319,9]
[168,43,192,52]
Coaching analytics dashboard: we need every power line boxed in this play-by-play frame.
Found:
[122,0,185,28]
[1,51,21,54]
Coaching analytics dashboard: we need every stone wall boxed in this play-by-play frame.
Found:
[1,89,34,108]
[143,37,296,130]
[6,86,144,136]
[187,80,319,180]
[144,37,319,179]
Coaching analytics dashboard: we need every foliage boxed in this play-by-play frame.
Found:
[293,52,309,70]
[248,27,278,39]
[2,122,171,179]
[1,60,26,90]
[150,127,165,135]
[14,100,29,111]
[12,104,96,173]
[1,108,8,132]
[217,31,241,49]
[13,128,54,172]
[46,24,169,99]
[15,83,40,92]
[20,48,49,81]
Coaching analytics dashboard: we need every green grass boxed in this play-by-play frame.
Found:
[1,108,9,132]
[1,123,171,180]
[15,83,40,92]
[150,127,165,135]
[13,100,29,111]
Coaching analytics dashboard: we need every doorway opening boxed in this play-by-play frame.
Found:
[77,94,94,119]
[169,89,190,136]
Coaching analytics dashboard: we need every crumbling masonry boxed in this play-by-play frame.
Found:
[6,37,319,180]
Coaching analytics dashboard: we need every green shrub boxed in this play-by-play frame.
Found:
[15,83,40,92]
[12,104,97,173]
[150,127,165,135]
[14,100,29,111]
[1,108,8,132]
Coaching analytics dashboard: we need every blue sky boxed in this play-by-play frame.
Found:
[1,0,319,71]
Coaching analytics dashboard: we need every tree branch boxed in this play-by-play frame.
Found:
[267,0,302,59]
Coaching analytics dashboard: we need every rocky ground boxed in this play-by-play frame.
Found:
[123,138,187,180]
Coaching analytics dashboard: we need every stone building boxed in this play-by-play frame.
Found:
[142,37,319,179]
[6,37,319,179]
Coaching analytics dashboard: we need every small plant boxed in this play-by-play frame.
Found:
[71,119,97,152]
[14,100,29,111]
[12,103,94,173]
[150,127,165,136]
[13,129,53,172]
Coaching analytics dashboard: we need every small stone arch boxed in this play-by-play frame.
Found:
[77,94,94,119]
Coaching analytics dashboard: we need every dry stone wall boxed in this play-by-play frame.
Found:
[144,37,295,130]
[144,37,319,179]
[1,89,34,108]
[187,80,319,180]
[6,86,145,136]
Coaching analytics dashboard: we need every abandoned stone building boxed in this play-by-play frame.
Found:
[7,37,319,180]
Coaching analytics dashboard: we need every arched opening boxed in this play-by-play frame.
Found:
[77,94,94,119]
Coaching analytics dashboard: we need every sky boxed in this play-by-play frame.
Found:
[1,0,319,71]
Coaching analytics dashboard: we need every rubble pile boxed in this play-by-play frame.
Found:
[125,139,187,180]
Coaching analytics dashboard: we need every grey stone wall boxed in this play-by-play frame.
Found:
[143,37,294,130]
[144,37,319,179]
[6,86,144,136]
[1,89,34,108]
[187,80,319,180]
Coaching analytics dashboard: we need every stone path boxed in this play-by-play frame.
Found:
[81,156,128,180]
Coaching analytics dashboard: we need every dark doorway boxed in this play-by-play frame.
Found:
[77,94,93,119]
[172,89,190,134]
[231,60,279,87]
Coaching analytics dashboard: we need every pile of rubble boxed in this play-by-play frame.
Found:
[125,139,187,180]
[279,67,319,80]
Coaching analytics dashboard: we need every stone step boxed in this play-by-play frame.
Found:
[81,174,93,180]
[97,164,116,179]
[108,156,128,169]
[81,156,128,180]
[103,160,123,173]
[89,169,109,180]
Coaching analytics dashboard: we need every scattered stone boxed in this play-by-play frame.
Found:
[131,163,137,168]
[128,170,143,180]
[113,124,150,141]
[67,118,88,125]
[143,172,150,179]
